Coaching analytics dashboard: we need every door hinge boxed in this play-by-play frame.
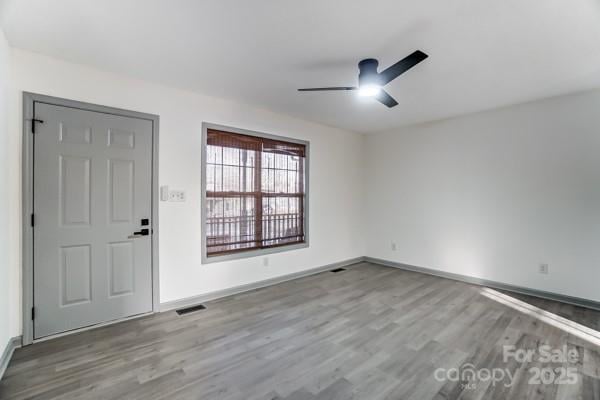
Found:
[31,118,44,134]
[31,213,35,227]
[31,307,35,320]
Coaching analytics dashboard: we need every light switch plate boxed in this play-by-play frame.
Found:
[160,186,169,201]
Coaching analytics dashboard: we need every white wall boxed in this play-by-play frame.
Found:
[365,90,600,302]
[6,49,365,338]
[0,26,12,354]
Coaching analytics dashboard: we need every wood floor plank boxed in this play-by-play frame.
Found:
[1,262,599,399]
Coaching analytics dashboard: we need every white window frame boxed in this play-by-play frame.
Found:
[200,122,310,264]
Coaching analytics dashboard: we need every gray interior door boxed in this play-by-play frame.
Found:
[33,102,153,339]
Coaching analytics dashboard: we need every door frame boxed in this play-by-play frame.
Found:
[22,92,160,345]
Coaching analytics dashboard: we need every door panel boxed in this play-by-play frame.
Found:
[59,156,91,226]
[109,159,134,223]
[108,241,135,297]
[60,245,92,306]
[33,102,153,339]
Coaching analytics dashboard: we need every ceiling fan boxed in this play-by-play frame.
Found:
[298,50,428,108]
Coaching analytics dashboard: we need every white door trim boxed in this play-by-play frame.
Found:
[22,92,160,345]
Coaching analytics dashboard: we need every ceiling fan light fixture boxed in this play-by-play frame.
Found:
[358,84,381,97]
[297,50,428,108]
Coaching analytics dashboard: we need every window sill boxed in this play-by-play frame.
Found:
[201,241,309,264]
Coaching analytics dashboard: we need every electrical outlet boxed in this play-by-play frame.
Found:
[168,190,186,202]
[539,263,549,274]
[263,257,269,267]
[391,242,397,251]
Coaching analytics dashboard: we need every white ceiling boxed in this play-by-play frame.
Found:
[2,0,600,134]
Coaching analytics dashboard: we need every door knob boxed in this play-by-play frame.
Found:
[128,228,149,239]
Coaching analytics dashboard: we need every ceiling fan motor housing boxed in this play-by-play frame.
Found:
[358,58,381,86]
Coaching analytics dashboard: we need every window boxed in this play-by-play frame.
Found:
[203,125,308,260]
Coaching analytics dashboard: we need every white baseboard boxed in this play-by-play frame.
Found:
[0,336,22,381]
[365,256,600,312]
[159,257,366,312]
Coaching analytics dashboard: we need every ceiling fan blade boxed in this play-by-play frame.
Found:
[375,90,398,108]
[378,50,428,85]
[298,87,357,91]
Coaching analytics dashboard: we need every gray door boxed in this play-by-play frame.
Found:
[33,102,153,339]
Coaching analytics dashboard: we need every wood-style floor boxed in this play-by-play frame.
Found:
[1,262,599,399]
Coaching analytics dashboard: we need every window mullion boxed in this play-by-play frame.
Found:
[254,147,263,248]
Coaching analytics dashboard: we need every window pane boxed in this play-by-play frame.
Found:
[222,147,240,166]
[222,165,240,192]
[275,153,286,169]
[206,195,258,254]
[287,171,297,193]
[261,167,274,193]
[288,156,299,171]
[262,196,303,247]
[206,144,222,164]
